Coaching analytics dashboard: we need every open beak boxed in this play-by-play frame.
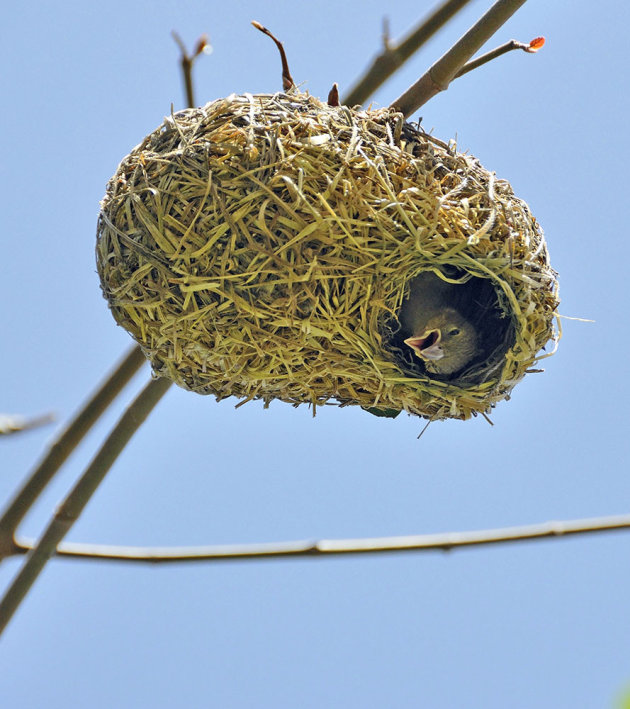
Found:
[404,329,444,361]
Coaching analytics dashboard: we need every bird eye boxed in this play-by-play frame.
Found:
[448,328,461,336]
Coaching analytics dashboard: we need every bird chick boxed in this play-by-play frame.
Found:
[403,307,478,374]
[399,272,479,375]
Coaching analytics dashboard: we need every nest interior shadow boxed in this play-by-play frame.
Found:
[96,91,559,421]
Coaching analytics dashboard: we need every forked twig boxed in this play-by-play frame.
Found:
[172,31,212,108]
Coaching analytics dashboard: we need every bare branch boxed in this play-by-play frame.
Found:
[0,376,171,636]
[252,21,295,91]
[0,345,146,560]
[11,514,630,565]
[343,0,475,107]
[390,0,528,117]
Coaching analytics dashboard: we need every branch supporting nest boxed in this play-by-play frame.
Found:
[390,0,530,116]
[343,0,476,106]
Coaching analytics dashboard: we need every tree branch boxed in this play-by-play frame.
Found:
[343,0,475,107]
[390,0,528,117]
[0,376,171,636]
[0,345,146,560]
[11,514,630,565]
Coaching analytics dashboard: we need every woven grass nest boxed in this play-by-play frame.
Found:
[96,91,559,420]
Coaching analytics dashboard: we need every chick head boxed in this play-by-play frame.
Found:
[404,307,478,375]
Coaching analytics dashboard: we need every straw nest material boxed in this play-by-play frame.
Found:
[96,91,559,420]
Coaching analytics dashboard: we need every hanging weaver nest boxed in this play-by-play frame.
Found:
[96,91,559,420]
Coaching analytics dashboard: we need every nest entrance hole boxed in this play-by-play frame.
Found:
[385,267,514,387]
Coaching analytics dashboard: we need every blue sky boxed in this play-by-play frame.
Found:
[2,1,629,707]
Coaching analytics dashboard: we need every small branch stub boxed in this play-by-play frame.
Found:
[327,82,340,106]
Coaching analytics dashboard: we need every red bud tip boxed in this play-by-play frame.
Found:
[193,34,209,57]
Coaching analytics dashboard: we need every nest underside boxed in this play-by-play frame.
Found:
[96,91,559,420]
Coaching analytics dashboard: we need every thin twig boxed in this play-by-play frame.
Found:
[11,514,630,565]
[0,377,172,636]
[454,36,544,78]
[343,0,475,107]
[390,0,528,117]
[251,21,295,90]
[0,345,146,560]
